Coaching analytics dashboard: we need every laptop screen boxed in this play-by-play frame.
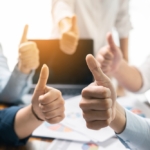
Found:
[30,39,93,85]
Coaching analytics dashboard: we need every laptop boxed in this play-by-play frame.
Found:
[28,39,93,99]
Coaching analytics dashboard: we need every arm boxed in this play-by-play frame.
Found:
[0,65,34,103]
[120,38,129,61]
[80,54,150,150]
[111,102,150,150]
[115,0,132,52]
[96,33,144,92]
[0,65,65,146]
[113,59,143,92]
[0,25,39,104]
[0,45,32,103]
[0,106,29,146]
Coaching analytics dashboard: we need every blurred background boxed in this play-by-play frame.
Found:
[0,0,149,71]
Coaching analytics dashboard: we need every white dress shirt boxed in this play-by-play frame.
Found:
[52,0,132,55]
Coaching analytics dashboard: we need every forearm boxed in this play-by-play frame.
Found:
[113,60,143,92]
[14,105,42,139]
[115,106,150,150]
[0,66,33,103]
[120,38,129,61]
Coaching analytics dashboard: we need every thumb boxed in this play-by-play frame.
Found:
[20,24,28,44]
[35,64,49,91]
[107,33,117,52]
[71,15,77,32]
[86,54,110,85]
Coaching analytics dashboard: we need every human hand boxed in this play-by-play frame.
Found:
[59,16,79,55]
[18,25,39,74]
[80,54,117,130]
[32,64,65,124]
[96,33,123,75]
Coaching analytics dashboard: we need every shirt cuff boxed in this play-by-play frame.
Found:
[0,106,30,146]
[117,109,150,150]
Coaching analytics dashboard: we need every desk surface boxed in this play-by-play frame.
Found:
[0,104,54,150]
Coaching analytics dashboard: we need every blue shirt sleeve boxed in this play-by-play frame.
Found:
[0,106,30,146]
[117,109,150,150]
[0,44,34,104]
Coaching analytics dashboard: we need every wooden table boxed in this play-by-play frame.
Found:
[0,104,54,150]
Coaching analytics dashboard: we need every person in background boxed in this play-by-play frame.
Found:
[80,54,150,150]
[51,0,132,95]
[0,65,65,146]
[0,25,39,104]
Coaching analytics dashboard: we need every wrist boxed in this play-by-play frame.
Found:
[59,17,72,34]
[112,59,124,77]
[31,105,44,122]
[110,102,126,134]
[18,63,31,74]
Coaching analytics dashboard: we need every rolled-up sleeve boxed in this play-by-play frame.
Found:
[0,107,29,146]
[117,109,150,150]
[51,0,75,24]
[115,0,132,38]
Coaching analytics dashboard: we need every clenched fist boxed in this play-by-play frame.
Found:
[59,16,79,55]
[32,64,65,124]
[96,33,123,75]
[80,54,116,130]
[18,25,39,74]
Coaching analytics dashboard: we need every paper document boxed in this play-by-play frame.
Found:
[61,96,115,143]
[32,122,90,142]
[117,96,150,118]
[47,138,128,150]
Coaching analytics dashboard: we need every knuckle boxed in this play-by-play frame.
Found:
[86,122,100,130]
[105,110,111,118]
[104,120,110,127]
[59,99,65,106]
[104,99,112,109]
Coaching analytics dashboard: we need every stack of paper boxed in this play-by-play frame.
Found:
[47,138,128,150]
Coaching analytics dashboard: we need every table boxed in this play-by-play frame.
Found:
[0,104,54,150]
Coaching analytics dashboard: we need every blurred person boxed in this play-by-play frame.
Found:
[96,33,150,93]
[51,0,132,95]
[0,25,39,104]
[80,54,150,150]
[0,65,65,146]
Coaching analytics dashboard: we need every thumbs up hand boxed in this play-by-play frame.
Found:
[59,16,79,55]
[18,25,39,74]
[80,54,116,130]
[31,64,65,124]
[96,33,123,75]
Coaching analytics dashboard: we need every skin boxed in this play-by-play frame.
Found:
[80,54,126,134]
[59,16,79,55]
[96,33,143,92]
[18,25,39,74]
[14,65,65,139]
